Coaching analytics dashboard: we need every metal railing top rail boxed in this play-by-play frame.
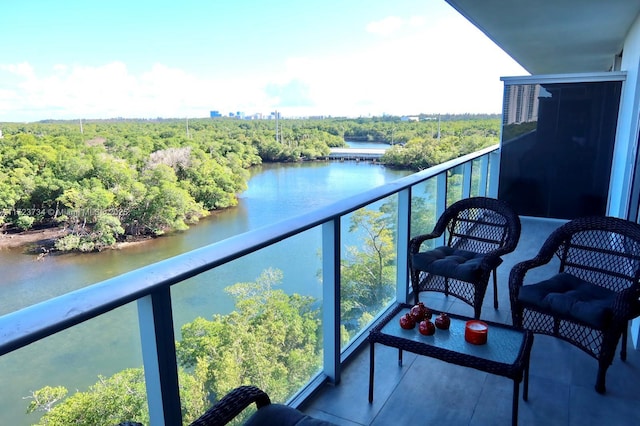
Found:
[0,144,499,357]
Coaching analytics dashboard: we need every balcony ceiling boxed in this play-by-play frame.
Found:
[445,0,640,75]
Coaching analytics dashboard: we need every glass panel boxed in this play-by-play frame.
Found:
[499,80,622,219]
[628,124,640,222]
[409,178,438,242]
[487,152,496,196]
[447,164,464,207]
[0,305,143,425]
[340,196,398,349]
[172,228,324,420]
[470,157,483,197]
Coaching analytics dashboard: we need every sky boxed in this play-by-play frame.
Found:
[0,0,528,122]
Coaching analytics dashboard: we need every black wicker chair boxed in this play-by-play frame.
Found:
[409,196,521,319]
[509,216,640,393]
[189,386,335,426]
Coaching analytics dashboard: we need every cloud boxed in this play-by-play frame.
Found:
[0,62,275,121]
[365,15,426,37]
[265,79,314,108]
[0,12,527,121]
[266,14,527,117]
[408,16,426,28]
[366,16,404,36]
[0,62,36,79]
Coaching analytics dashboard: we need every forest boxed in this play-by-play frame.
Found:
[0,115,500,252]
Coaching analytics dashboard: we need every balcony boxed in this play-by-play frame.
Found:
[300,216,640,425]
[1,145,639,425]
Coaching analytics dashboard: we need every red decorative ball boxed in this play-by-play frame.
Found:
[418,319,436,336]
[410,302,431,322]
[399,313,416,329]
[435,313,451,330]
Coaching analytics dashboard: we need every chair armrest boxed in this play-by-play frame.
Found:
[612,285,640,323]
[508,256,556,302]
[409,206,455,254]
[409,231,442,254]
[190,386,271,426]
[509,222,569,297]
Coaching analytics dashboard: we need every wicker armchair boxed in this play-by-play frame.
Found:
[509,216,640,393]
[189,386,335,426]
[409,197,521,319]
[190,386,271,426]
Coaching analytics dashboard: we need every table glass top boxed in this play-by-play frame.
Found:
[379,307,526,365]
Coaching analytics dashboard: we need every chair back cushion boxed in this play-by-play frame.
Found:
[244,403,336,426]
[411,246,503,282]
[517,272,617,328]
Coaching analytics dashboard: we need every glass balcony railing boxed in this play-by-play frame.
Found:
[0,145,500,425]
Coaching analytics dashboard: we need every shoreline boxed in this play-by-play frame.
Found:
[0,207,234,253]
[0,228,68,250]
[0,228,154,251]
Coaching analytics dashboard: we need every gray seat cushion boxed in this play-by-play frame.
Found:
[411,246,502,282]
[244,403,336,426]
[517,272,617,328]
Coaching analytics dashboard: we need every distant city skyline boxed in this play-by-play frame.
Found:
[0,0,527,123]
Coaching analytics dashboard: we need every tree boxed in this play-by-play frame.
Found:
[340,208,396,339]
[14,214,35,231]
[27,367,208,426]
[29,369,149,426]
[57,181,115,230]
[25,386,68,415]
[130,164,207,235]
[92,214,125,248]
[177,268,322,412]
[180,149,246,210]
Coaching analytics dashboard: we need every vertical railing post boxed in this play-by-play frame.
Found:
[462,161,472,199]
[487,149,501,198]
[138,289,182,426]
[396,188,411,304]
[478,154,489,196]
[322,218,341,384]
[436,172,448,246]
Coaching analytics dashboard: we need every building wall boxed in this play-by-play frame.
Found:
[614,13,640,348]
[609,14,640,219]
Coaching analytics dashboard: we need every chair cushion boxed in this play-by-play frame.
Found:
[244,403,336,426]
[411,246,502,282]
[517,272,617,328]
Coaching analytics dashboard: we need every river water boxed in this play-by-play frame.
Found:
[1,152,412,424]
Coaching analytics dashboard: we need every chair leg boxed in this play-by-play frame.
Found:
[411,270,421,305]
[473,303,482,320]
[492,268,498,310]
[511,307,521,328]
[596,330,623,394]
[621,324,628,361]
[595,360,608,394]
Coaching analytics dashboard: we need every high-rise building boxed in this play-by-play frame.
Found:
[503,84,540,124]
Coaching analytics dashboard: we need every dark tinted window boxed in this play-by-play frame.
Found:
[498,80,622,219]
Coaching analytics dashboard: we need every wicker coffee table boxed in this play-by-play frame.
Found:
[368,303,533,426]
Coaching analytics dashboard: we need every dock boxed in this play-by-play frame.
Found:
[327,147,387,161]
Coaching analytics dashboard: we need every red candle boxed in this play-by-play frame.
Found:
[465,320,488,345]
